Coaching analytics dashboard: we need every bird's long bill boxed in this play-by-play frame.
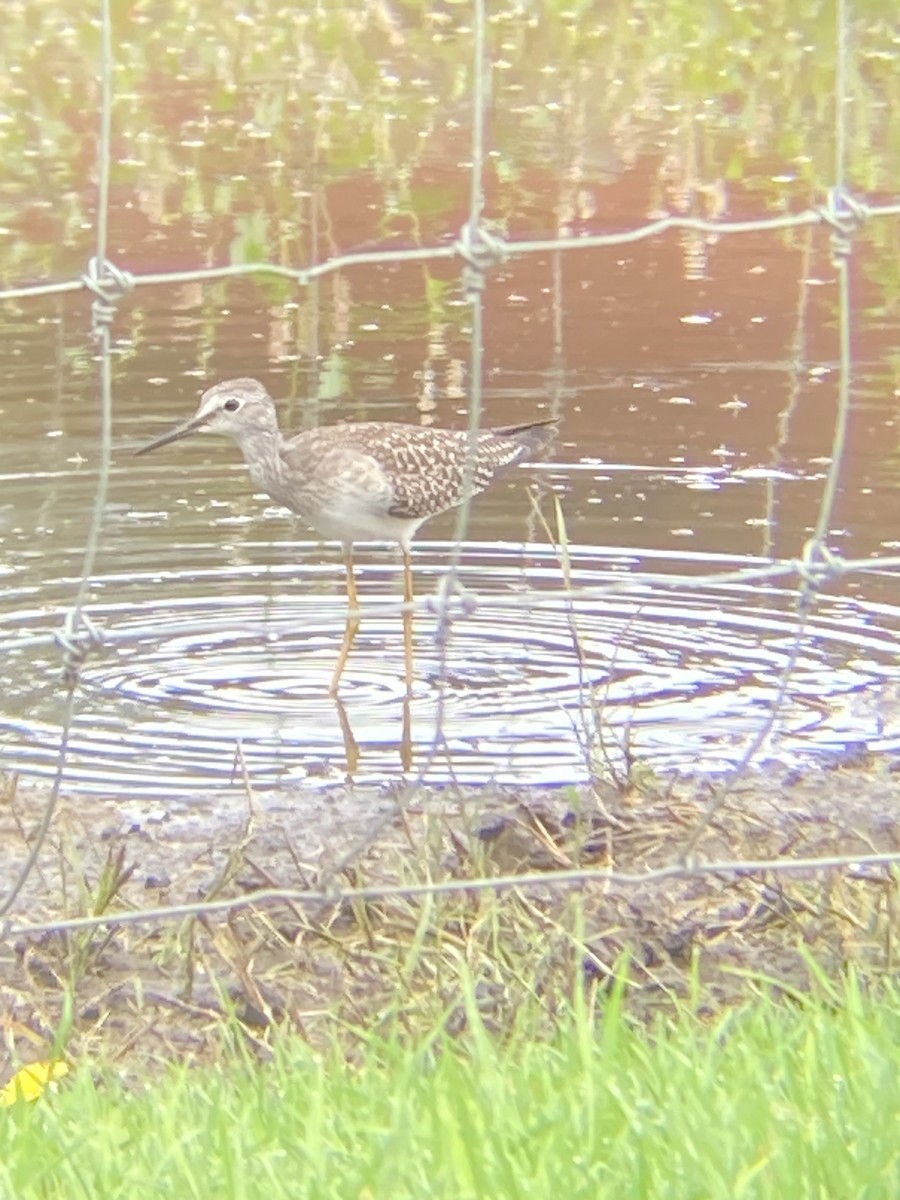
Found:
[134,412,209,456]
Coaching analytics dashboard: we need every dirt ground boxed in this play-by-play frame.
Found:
[2,751,900,1079]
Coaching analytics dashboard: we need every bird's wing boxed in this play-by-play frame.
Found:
[379,430,500,520]
[280,436,397,516]
[279,424,521,523]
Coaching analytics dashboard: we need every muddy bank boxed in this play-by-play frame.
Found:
[1,756,899,1075]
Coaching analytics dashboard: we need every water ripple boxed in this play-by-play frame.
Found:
[1,543,899,794]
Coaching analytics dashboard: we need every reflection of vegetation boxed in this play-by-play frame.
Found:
[0,0,897,286]
[0,0,897,412]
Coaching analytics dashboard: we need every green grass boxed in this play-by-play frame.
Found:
[2,978,899,1199]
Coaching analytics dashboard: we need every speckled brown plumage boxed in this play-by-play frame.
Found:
[136,377,557,694]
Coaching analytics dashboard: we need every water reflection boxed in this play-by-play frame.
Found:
[1,546,899,794]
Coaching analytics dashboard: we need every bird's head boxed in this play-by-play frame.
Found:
[135,378,277,455]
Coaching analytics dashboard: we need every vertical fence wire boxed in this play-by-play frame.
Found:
[414,0,489,775]
[0,0,117,921]
[679,0,861,856]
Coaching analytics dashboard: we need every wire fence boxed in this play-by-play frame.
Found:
[1,0,900,947]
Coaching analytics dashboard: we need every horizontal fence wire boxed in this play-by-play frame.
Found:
[6,847,900,942]
[3,202,900,306]
[1,0,900,938]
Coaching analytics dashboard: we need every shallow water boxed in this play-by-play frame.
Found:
[1,2,899,797]
[2,536,900,794]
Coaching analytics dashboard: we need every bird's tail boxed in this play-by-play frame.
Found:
[491,418,558,458]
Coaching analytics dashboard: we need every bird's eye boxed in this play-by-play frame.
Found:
[223,398,240,412]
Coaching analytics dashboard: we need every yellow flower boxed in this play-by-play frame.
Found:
[0,1060,70,1107]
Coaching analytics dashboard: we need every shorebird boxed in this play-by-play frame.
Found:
[135,378,556,694]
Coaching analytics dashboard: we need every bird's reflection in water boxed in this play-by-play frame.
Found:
[333,696,360,775]
[332,690,414,775]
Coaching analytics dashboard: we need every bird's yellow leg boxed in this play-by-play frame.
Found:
[330,546,360,696]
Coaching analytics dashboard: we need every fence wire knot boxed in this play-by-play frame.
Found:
[796,539,846,590]
[82,257,134,334]
[56,609,104,686]
[454,221,507,296]
[819,188,870,263]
